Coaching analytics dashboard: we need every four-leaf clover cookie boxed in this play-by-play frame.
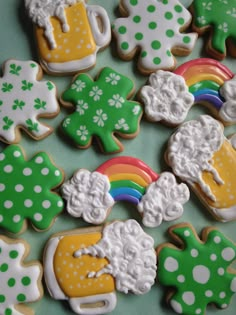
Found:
[0,59,60,144]
[0,145,64,234]
[60,67,143,153]
[112,0,197,74]
[157,223,236,315]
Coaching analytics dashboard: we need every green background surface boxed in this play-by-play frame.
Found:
[1,0,236,314]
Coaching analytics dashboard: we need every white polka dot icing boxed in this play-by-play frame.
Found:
[112,0,197,73]
[0,145,64,233]
[158,224,236,315]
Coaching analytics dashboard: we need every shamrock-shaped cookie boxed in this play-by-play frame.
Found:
[157,223,236,315]
[0,145,64,233]
[61,67,143,153]
[0,59,59,143]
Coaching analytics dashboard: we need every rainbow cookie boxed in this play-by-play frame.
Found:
[112,0,197,74]
[60,67,143,153]
[44,219,157,315]
[141,58,236,126]
[0,145,64,234]
[157,223,236,315]
[0,235,43,315]
[166,114,236,222]
[0,59,60,144]
[61,156,189,227]
[25,0,111,75]
[190,0,236,60]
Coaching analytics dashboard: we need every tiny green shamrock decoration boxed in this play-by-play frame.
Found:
[0,236,43,315]
[0,59,59,143]
[112,0,197,73]
[157,223,236,315]
[0,145,64,234]
[61,67,143,153]
[191,0,236,59]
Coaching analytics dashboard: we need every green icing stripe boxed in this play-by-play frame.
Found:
[110,180,145,195]
[189,80,220,94]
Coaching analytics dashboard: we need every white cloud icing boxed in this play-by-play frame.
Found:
[219,75,236,123]
[61,169,114,224]
[74,220,157,295]
[167,115,224,201]
[137,172,189,227]
[25,0,79,48]
[141,70,194,125]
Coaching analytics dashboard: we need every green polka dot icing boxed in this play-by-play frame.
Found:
[0,59,59,144]
[158,224,236,315]
[113,0,197,73]
[61,67,143,153]
[0,145,64,233]
[191,0,236,58]
[0,236,42,315]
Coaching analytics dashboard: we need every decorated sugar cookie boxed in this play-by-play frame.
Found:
[141,58,236,126]
[25,0,111,74]
[44,219,157,314]
[0,145,64,234]
[191,0,236,59]
[166,115,236,222]
[0,235,43,315]
[112,0,197,74]
[61,156,189,227]
[0,59,59,144]
[60,68,143,153]
[157,223,236,315]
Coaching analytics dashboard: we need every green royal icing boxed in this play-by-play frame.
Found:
[61,67,143,153]
[158,224,236,315]
[0,145,64,233]
[192,0,236,56]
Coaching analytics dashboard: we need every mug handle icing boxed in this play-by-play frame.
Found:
[69,292,117,315]
[87,5,111,48]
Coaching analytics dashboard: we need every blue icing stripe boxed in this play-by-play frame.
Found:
[193,88,221,98]
[110,187,143,203]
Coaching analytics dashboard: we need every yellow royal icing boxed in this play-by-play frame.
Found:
[35,2,96,63]
[53,232,115,298]
[196,140,236,208]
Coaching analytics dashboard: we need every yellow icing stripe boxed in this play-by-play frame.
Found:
[109,173,148,187]
[54,233,115,298]
[35,2,97,63]
[186,74,224,87]
[196,140,236,208]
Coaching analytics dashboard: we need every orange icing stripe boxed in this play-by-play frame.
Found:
[181,64,231,82]
[186,73,224,88]
[35,2,97,63]
[109,173,148,187]
[103,164,152,185]
[54,233,115,298]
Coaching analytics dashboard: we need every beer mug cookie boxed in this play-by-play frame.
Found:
[141,58,236,126]
[112,0,197,74]
[25,0,111,74]
[166,115,236,222]
[44,219,157,315]
[61,156,189,227]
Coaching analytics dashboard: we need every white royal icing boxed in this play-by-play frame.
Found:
[25,0,80,49]
[0,237,42,315]
[137,172,190,227]
[61,169,114,224]
[141,71,194,125]
[74,220,157,295]
[219,75,236,123]
[0,59,59,143]
[167,115,224,201]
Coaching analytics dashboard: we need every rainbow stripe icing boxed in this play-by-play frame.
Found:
[174,58,233,111]
[61,157,190,227]
[96,157,158,204]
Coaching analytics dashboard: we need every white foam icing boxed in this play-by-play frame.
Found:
[61,169,114,224]
[220,75,236,123]
[141,71,194,125]
[74,220,157,295]
[25,0,80,49]
[167,115,224,201]
[137,172,189,227]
